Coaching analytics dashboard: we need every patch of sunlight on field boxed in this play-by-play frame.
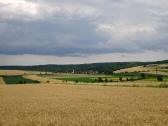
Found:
[0,84,168,126]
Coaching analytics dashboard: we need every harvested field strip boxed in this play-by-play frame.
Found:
[24,75,64,84]
[0,70,30,75]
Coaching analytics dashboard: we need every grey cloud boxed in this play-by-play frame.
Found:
[0,18,108,55]
[0,0,168,56]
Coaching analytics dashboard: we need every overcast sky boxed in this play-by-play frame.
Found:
[0,0,168,65]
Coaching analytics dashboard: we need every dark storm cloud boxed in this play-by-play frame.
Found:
[0,18,108,55]
[0,0,168,56]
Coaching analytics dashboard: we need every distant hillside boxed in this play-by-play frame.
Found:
[0,60,168,74]
[153,60,168,64]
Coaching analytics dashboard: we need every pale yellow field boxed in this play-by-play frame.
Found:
[0,84,168,126]
[0,77,5,85]
[114,64,168,76]
[0,70,30,75]
[114,66,153,73]
[0,70,53,76]
[23,74,64,84]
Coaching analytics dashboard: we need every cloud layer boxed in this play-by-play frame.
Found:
[0,0,168,64]
[0,51,168,65]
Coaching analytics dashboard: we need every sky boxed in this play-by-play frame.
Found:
[0,0,168,65]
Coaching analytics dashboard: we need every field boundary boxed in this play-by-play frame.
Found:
[59,81,168,88]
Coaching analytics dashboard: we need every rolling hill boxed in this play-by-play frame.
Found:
[0,60,168,74]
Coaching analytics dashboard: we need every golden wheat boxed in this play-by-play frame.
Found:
[0,84,168,126]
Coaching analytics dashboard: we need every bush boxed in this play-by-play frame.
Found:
[34,80,40,83]
[19,81,23,84]
[141,73,146,79]
[119,77,122,81]
[98,77,103,82]
[105,78,108,82]
[157,76,163,81]
[109,79,113,82]
[46,80,50,83]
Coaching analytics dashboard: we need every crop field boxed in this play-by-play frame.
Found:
[0,70,167,87]
[0,77,5,85]
[1,75,40,84]
[54,73,142,83]
[0,70,168,126]
[0,84,168,126]
[115,64,168,76]
[0,70,30,76]
[55,76,136,83]
[54,72,168,84]
[57,77,97,83]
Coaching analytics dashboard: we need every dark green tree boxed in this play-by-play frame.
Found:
[119,77,122,81]
[157,76,163,81]
[98,77,103,82]
[105,78,108,82]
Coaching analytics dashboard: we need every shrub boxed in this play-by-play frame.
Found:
[19,81,23,84]
[141,73,146,79]
[119,77,122,81]
[157,76,163,81]
[98,77,103,82]
[46,80,50,83]
[109,79,113,82]
[34,80,40,83]
[105,78,108,82]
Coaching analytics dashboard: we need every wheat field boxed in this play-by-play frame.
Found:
[0,84,168,126]
[0,77,5,85]
[0,70,30,76]
[114,64,168,76]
